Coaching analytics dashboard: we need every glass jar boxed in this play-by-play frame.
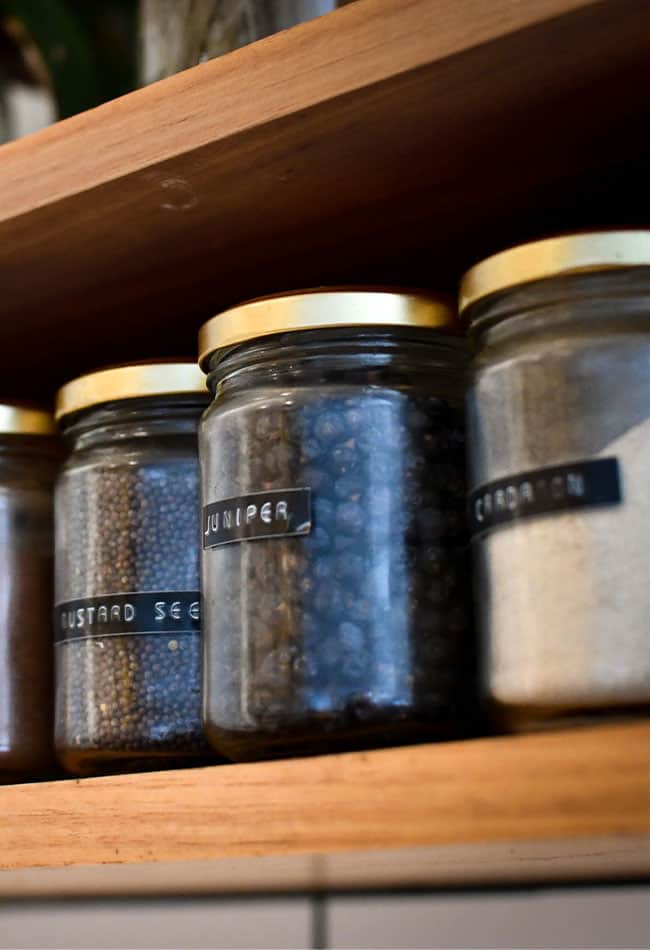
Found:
[461,231,650,729]
[0,406,60,779]
[54,363,212,774]
[199,289,473,760]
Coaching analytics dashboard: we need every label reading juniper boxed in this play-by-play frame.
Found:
[469,457,621,537]
[55,591,200,644]
[203,488,311,548]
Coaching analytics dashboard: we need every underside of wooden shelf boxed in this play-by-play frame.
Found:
[0,0,650,398]
[1,722,649,897]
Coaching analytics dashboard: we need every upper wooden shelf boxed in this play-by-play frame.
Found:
[1,0,650,398]
[1,722,649,898]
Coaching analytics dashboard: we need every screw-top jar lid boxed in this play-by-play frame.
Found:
[0,404,56,436]
[198,288,458,368]
[459,230,650,317]
[55,362,207,421]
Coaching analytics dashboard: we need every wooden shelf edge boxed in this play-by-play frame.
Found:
[0,0,600,222]
[1,721,649,890]
[3,836,650,899]
[1,0,648,398]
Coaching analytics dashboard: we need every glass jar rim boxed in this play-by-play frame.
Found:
[198,288,458,368]
[56,361,207,422]
[459,230,650,319]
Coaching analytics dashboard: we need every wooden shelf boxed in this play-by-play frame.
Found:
[0,0,647,900]
[1,0,650,398]
[1,722,649,897]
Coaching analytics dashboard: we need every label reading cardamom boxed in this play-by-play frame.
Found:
[469,457,621,537]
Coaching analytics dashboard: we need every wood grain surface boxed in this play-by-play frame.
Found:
[0,0,649,398]
[1,722,649,889]
[3,836,650,898]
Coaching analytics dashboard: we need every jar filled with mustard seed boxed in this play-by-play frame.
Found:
[54,363,212,774]
[461,231,650,729]
[0,406,60,780]
[199,289,474,761]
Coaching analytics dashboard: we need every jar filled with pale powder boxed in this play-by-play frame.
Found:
[460,231,650,728]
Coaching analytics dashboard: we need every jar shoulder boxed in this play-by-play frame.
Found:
[472,328,650,381]
[0,454,59,492]
[60,436,199,473]
[202,378,465,425]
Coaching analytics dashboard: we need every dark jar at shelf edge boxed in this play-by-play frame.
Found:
[0,409,61,781]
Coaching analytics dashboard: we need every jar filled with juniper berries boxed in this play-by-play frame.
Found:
[54,362,212,775]
[199,289,474,761]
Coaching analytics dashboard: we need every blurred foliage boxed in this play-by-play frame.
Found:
[0,0,356,134]
[0,0,137,120]
[66,0,138,106]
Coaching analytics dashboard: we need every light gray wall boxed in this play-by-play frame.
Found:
[328,888,650,949]
[0,898,311,950]
[1,886,649,949]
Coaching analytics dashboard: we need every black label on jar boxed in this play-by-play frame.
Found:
[469,457,621,538]
[54,591,201,644]
[203,488,312,548]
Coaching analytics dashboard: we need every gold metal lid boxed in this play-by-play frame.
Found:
[56,362,207,421]
[459,231,650,316]
[0,405,56,436]
[198,288,457,367]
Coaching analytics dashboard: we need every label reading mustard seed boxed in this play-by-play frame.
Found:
[55,591,200,643]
